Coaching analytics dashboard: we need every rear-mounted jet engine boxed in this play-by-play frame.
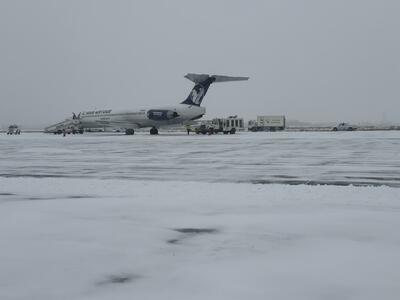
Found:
[147,110,179,121]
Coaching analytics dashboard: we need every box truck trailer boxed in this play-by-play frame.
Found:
[248,115,286,131]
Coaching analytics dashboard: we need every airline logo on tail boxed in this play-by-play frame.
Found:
[189,85,205,105]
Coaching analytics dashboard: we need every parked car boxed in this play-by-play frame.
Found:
[332,123,356,131]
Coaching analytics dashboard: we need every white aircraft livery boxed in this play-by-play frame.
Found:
[78,73,249,135]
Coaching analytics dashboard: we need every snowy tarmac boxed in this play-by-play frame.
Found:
[1,131,400,187]
[1,131,400,299]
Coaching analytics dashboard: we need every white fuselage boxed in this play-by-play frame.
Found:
[79,104,205,129]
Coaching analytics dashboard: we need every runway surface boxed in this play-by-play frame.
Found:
[1,131,400,299]
[1,131,399,187]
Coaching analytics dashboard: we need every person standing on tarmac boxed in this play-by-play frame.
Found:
[185,124,192,135]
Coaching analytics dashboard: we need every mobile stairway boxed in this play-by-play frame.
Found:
[44,117,83,134]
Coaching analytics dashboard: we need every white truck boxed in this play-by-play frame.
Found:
[248,115,286,131]
[195,116,244,134]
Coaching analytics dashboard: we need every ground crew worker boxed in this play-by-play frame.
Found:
[185,124,192,135]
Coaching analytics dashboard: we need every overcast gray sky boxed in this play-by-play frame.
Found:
[0,0,399,128]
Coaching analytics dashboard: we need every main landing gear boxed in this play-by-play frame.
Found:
[125,128,135,135]
[125,127,159,135]
[150,127,159,135]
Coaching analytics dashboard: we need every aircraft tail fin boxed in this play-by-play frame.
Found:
[181,73,249,106]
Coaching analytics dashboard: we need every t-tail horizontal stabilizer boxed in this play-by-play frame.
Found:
[181,73,249,106]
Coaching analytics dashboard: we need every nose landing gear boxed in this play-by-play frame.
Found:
[150,127,158,135]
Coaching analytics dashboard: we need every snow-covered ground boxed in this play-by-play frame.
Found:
[0,132,400,299]
[1,131,400,186]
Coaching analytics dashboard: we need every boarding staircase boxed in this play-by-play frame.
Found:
[44,117,82,134]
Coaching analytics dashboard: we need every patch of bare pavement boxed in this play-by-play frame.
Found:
[168,228,219,244]
[96,273,141,286]
[248,179,400,188]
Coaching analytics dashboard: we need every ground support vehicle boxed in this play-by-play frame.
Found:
[332,123,357,131]
[248,115,286,131]
[194,116,244,135]
[7,125,20,135]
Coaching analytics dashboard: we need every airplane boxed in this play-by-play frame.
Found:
[78,73,249,135]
